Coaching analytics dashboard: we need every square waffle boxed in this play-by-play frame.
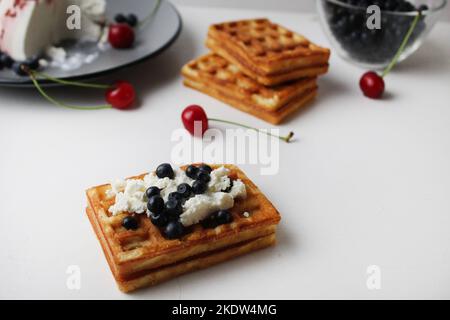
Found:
[206,18,330,86]
[182,53,318,124]
[86,165,281,292]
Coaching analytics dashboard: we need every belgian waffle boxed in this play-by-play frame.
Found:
[86,165,281,292]
[207,37,329,86]
[182,53,318,124]
[206,18,330,85]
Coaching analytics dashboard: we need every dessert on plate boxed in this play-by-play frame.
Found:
[182,18,331,124]
[86,163,281,292]
[0,0,106,61]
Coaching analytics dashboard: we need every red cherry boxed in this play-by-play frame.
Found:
[106,81,136,109]
[181,105,209,136]
[360,71,385,99]
[108,23,135,49]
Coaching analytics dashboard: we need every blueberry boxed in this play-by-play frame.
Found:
[347,13,362,29]
[333,16,350,36]
[185,165,199,179]
[192,180,207,194]
[168,192,183,203]
[127,14,138,27]
[201,213,219,229]
[146,186,160,199]
[156,163,174,179]
[115,13,127,23]
[398,1,414,12]
[196,170,211,183]
[0,54,13,68]
[372,0,383,8]
[165,199,182,218]
[122,216,139,230]
[164,221,185,239]
[360,30,372,45]
[150,213,168,227]
[418,4,429,12]
[12,62,28,76]
[385,0,398,11]
[199,164,212,174]
[404,2,416,12]
[177,183,192,198]
[147,195,164,214]
[25,57,40,70]
[216,210,233,225]
[346,30,361,44]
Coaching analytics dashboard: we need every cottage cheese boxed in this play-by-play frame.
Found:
[108,179,147,214]
[108,166,247,227]
[180,193,234,227]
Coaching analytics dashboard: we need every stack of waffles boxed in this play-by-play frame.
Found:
[86,165,281,292]
[182,18,331,124]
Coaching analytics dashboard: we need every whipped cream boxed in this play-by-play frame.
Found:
[45,45,100,71]
[0,0,106,61]
[108,166,247,227]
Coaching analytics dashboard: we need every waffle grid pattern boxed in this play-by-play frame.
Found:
[86,165,280,264]
[182,53,318,111]
[210,19,321,60]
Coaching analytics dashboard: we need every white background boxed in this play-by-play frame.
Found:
[1,2,450,299]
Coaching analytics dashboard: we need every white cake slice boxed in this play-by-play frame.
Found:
[0,0,106,61]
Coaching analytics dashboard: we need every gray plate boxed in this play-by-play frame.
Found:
[0,0,181,87]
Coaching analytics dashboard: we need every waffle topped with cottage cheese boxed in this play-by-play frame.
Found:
[86,163,281,292]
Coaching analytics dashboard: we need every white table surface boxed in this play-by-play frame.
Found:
[1,5,450,300]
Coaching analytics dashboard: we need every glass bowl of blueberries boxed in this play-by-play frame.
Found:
[317,0,448,69]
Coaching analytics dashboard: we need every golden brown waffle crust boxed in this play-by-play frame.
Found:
[183,77,318,125]
[206,38,329,86]
[117,234,276,293]
[182,53,319,112]
[207,18,331,75]
[86,164,281,291]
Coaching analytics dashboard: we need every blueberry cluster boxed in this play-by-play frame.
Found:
[0,52,40,76]
[137,163,234,240]
[326,0,426,63]
[114,13,139,27]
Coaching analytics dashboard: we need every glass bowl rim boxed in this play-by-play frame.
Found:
[321,0,448,16]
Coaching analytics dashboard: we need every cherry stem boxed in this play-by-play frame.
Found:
[139,0,161,28]
[30,70,111,89]
[382,11,421,78]
[208,118,294,143]
[28,69,112,111]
